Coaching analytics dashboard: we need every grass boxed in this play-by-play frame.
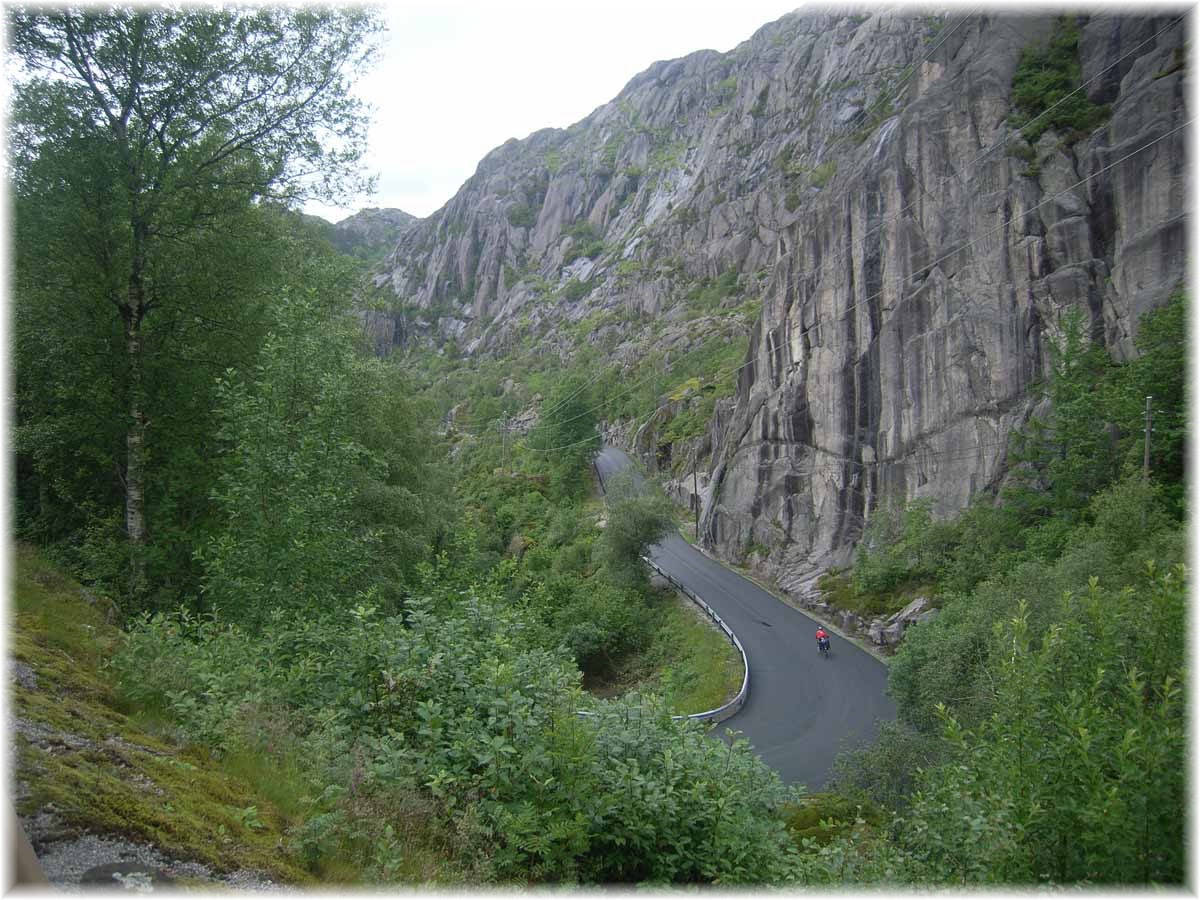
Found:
[590,585,744,717]
[652,597,744,715]
[11,545,314,884]
[816,568,934,619]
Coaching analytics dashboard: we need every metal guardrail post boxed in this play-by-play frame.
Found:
[643,557,749,724]
[583,453,748,725]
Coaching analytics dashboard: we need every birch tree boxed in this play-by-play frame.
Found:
[10,7,382,596]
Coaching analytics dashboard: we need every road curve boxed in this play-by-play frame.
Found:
[595,446,895,790]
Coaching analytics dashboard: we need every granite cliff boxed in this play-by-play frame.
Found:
[373,9,1188,599]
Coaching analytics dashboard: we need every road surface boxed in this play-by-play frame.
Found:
[595,445,895,790]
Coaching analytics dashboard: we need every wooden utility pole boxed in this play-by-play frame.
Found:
[692,452,700,541]
[1144,396,1153,481]
[502,412,510,475]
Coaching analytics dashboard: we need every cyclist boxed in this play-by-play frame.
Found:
[815,626,830,655]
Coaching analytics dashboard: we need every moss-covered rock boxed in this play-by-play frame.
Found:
[11,544,314,887]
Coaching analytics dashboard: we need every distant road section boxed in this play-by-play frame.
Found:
[595,446,895,789]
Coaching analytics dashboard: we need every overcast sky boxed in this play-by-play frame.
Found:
[304,1,803,223]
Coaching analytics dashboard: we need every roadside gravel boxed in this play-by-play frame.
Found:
[29,829,296,892]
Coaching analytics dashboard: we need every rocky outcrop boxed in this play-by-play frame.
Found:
[375,10,1188,588]
[334,207,417,259]
[704,12,1187,596]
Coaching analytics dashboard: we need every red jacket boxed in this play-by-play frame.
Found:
[815,629,828,641]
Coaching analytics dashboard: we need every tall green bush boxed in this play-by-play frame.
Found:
[115,568,801,885]
[898,561,1185,884]
[1010,16,1111,143]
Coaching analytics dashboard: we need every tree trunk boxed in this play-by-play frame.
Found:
[124,230,148,596]
[125,325,146,545]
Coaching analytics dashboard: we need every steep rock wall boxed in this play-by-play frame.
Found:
[376,9,1188,592]
[701,12,1187,593]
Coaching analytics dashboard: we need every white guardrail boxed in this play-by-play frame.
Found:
[586,458,749,725]
[643,556,750,724]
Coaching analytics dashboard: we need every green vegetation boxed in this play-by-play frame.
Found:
[809,160,837,188]
[1010,16,1111,143]
[563,219,606,263]
[560,278,593,302]
[12,545,318,885]
[649,138,686,172]
[506,203,537,227]
[684,268,742,315]
[8,6,1188,889]
[814,294,1188,884]
[10,6,383,611]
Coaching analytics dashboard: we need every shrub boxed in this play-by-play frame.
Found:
[809,160,837,188]
[506,204,536,228]
[563,220,605,263]
[851,499,955,598]
[560,278,592,302]
[1010,16,1111,143]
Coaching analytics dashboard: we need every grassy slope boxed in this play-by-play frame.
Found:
[10,544,314,886]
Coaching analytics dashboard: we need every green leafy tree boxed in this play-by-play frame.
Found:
[12,197,327,605]
[198,290,388,626]
[1012,308,1119,518]
[594,471,675,590]
[898,562,1185,885]
[1102,291,1187,509]
[527,375,602,499]
[9,6,381,597]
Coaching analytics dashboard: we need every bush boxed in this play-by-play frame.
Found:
[562,220,604,263]
[809,160,837,188]
[851,499,955,599]
[506,204,536,228]
[115,568,803,885]
[780,793,886,848]
[560,278,592,302]
[1010,16,1111,143]
[897,562,1186,884]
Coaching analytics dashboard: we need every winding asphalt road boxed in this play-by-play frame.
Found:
[595,446,895,790]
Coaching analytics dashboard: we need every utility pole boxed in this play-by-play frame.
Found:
[502,412,510,475]
[693,453,700,542]
[1142,395,1153,530]
[1143,396,1153,481]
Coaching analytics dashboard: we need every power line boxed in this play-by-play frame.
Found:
[594,117,1189,434]
[459,101,1188,443]
[509,7,982,430]
[432,19,1186,456]
[818,13,1190,276]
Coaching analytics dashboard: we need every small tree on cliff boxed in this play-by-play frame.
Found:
[9,7,382,597]
[595,471,675,591]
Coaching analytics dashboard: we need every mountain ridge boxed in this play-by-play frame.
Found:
[369,9,1187,598]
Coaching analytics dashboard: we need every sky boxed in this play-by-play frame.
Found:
[304,1,804,223]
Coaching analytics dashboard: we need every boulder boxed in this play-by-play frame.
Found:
[888,596,932,625]
[882,621,907,647]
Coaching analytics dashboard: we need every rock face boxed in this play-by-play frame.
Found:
[376,11,1188,585]
[334,207,418,258]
